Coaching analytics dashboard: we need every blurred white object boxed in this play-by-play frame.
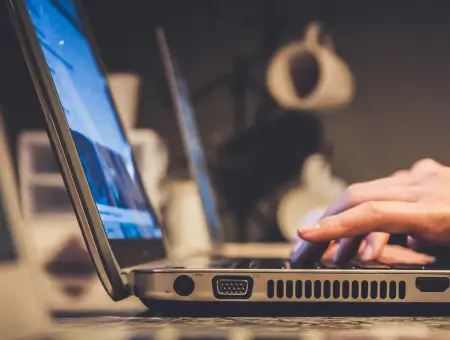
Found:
[108,72,141,129]
[277,153,347,241]
[164,180,292,266]
[267,21,354,111]
[0,110,51,340]
[133,130,169,219]
[300,206,328,226]
[28,220,145,312]
[17,129,166,312]
[164,179,212,267]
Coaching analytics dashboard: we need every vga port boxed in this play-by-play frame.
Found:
[212,276,253,299]
[217,279,249,295]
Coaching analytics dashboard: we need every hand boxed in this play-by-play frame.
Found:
[297,158,450,265]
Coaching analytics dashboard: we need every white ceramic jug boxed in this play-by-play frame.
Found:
[277,153,347,241]
[267,22,355,111]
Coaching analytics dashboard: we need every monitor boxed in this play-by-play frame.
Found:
[24,0,162,241]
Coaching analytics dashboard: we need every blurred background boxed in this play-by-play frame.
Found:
[4,0,450,180]
[2,0,450,313]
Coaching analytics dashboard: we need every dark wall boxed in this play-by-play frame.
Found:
[2,0,450,184]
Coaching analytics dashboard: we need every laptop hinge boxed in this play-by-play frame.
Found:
[120,269,134,295]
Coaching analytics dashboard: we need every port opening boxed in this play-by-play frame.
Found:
[212,276,254,300]
[416,277,450,293]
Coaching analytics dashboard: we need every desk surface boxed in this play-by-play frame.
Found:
[55,315,450,339]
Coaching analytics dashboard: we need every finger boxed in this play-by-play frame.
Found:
[407,236,450,261]
[298,201,426,242]
[323,240,367,260]
[321,173,416,218]
[323,185,418,217]
[358,170,415,187]
[292,239,338,260]
[322,243,339,261]
[391,170,409,178]
[360,232,390,261]
[289,239,331,268]
[407,235,435,252]
[411,158,442,175]
[333,235,366,265]
[378,245,435,265]
[333,233,387,265]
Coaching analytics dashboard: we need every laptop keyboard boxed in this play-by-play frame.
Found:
[209,258,431,270]
[209,258,289,269]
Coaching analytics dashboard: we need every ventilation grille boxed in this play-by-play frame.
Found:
[266,279,406,300]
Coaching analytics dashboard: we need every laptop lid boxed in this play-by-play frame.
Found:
[0,107,51,339]
[7,0,167,301]
[156,28,224,244]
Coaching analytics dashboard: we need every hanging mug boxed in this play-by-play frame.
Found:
[266,22,355,111]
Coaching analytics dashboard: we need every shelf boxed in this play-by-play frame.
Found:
[28,174,65,187]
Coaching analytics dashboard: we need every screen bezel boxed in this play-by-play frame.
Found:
[7,0,167,300]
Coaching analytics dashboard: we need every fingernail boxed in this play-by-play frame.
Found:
[361,245,373,261]
[418,256,436,264]
[298,224,320,235]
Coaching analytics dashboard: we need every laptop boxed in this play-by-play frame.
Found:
[156,29,293,263]
[157,29,223,244]
[8,0,450,316]
[0,108,51,338]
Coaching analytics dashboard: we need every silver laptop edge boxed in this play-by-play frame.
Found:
[10,0,450,309]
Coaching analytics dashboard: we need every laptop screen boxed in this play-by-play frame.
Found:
[25,0,162,240]
[158,34,222,241]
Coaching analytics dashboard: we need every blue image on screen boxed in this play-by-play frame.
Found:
[25,0,161,240]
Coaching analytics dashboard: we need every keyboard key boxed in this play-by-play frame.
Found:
[249,259,288,269]
[353,260,391,269]
[209,258,289,269]
[318,260,338,269]
[232,259,254,269]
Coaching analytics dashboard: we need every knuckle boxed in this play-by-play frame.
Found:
[427,207,450,241]
[363,201,384,220]
[411,159,446,184]
[423,170,442,184]
[344,184,362,207]
[412,158,442,174]
[323,216,343,232]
